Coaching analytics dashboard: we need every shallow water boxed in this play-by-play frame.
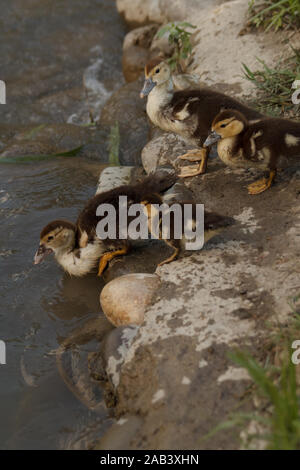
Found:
[0,0,126,450]
[0,160,113,449]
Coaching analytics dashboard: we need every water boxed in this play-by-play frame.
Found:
[0,0,126,449]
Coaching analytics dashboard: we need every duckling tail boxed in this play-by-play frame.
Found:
[205,212,235,231]
[138,169,177,195]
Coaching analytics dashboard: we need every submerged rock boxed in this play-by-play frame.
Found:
[56,316,113,411]
[100,273,160,327]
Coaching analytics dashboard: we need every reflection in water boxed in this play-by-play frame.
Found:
[0,0,127,448]
[0,159,113,449]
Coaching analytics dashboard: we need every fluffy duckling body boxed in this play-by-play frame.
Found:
[141,192,235,264]
[204,109,300,194]
[140,58,262,177]
[34,172,176,276]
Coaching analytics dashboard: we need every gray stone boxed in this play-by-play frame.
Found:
[100,273,160,327]
[141,132,192,174]
[100,80,149,166]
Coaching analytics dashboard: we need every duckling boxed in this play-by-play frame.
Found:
[34,171,177,276]
[140,192,235,265]
[140,58,263,177]
[204,109,300,194]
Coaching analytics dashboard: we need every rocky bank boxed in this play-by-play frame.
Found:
[94,0,300,450]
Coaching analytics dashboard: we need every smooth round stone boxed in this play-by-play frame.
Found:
[100,273,160,327]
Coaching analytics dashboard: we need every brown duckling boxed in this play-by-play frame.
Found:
[34,172,176,276]
[140,58,263,177]
[140,191,235,265]
[204,109,300,194]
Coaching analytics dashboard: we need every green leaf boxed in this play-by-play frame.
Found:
[0,145,83,163]
[108,121,120,166]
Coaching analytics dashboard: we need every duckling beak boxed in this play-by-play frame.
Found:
[204,131,221,147]
[140,77,156,98]
[34,244,53,264]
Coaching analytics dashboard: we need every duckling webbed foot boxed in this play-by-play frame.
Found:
[158,240,181,267]
[178,148,205,162]
[178,148,208,178]
[247,170,276,195]
[97,246,129,276]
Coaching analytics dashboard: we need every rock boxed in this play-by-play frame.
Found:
[116,0,217,27]
[102,240,174,283]
[141,132,193,174]
[96,166,135,194]
[122,24,159,82]
[116,0,163,27]
[56,316,113,411]
[103,325,140,388]
[122,47,150,83]
[0,122,109,161]
[150,23,176,58]
[100,80,149,166]
[118,0,300,100]
[100,273,160,327]
[95,414,142,450]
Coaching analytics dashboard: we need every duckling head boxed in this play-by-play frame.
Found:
[34,220,76,264]
[204,109,248,147]
[140,58,171,98]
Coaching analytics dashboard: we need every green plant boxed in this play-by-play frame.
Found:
[206,295,300,449]
[156,22,196,72]
[248,0,300,31]
[0,145,84,163]
[229,349,300,450]
[108,121,120,166]
[242,48,300,116]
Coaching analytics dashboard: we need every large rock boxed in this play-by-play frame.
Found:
[100,80,149,166]
[141,132,192,174]
[116,0,219,27]
[102,240,173,284]
[100,273,160,327]
[122,24,159,82]
[96,166,135,194]
[118,0,300,100]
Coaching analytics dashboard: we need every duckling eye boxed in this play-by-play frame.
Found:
[47,236,54,241]
[155,68,160,74]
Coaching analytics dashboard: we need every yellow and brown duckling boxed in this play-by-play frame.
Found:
[34,172,176,276]
[140,58,263,177]
[34,171,234,275]
[204,109,300,194]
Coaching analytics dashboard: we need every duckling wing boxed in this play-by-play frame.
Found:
[242,127,265,162]
[170,95,201,122]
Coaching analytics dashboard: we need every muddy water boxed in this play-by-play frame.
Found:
[0,0,126,450]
